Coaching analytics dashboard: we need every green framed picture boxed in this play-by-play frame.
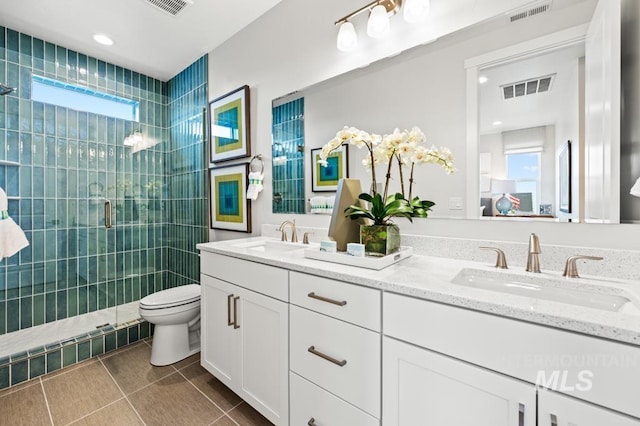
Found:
[311,144,349,192]
[209,163,251,232]
[209,85,251,163]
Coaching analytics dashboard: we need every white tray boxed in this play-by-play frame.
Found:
[303,246,413,270]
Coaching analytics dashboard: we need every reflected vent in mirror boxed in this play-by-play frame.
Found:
[509,1,552,23]
[143,0,194,16]
[501,74,555,100]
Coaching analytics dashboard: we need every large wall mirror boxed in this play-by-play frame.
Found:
[271,0,634,224]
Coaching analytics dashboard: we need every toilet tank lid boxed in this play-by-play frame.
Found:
[140,284,201,307]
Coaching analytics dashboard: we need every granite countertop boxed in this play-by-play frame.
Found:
[197,237,640,347]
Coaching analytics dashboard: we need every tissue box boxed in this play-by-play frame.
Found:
[320,241,337,253]
[346,243,365,257]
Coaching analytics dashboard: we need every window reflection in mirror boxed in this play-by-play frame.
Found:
[477,43,585,221]
[272,95,305,214]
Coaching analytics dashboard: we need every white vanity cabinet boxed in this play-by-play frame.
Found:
[383,292,640,426]
[200,252,289,426]
[288,272,381,425]
[383,336,536,426]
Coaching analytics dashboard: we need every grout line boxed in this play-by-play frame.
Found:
[97,357,148,426]
[175,368,228,416]
[39,377,55,426]
[99,339,148,361]
[39,358,100,383]
[65,397,127,425]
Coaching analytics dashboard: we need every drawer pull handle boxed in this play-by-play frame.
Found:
[227,294,234,326]
[308,346,347,367]
[518,403,525,426]
[307,418,316,426]
[233,296,240,329]
[307,292,347,306]
[550,414,557,426]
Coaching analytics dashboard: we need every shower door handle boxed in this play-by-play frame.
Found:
[104,200,113,229]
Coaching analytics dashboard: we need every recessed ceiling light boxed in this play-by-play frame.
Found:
[478,76,489,84]
[492,121,503,126]
[93,34,114,46]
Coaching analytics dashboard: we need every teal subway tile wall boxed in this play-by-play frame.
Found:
[165,55,208,287]
[272,97,305,214]
[0,25,208,389]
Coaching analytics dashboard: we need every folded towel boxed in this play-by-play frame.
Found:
[0,187,29,261]
[246,171,264,200]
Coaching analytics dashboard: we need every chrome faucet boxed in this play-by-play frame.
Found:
[562,255,603,278]
[526,233,541,273]
[278,220,298,243]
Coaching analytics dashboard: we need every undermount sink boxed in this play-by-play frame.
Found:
[451,268,635,312]
[232,239,311,253]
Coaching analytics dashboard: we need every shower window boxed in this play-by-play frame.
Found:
[31,75,139,121]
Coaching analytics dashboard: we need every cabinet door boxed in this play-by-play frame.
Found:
[200,274,239,390]
[236,285,289,426]
[539,390,640,426]
[383,337,536,426]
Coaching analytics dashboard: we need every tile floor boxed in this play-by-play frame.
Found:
[0,339,272,426]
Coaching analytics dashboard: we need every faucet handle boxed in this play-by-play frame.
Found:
[279,229,288,242]
[303,232,314,244]
[562,255,603,278]
[479,247,508,269]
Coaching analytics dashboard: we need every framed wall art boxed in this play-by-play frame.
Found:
[209,85,251,163]
[311,144,349,192]
[559,140,572,213]
[209,163,251,232]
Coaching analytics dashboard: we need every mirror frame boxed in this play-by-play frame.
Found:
[464,24,590,220]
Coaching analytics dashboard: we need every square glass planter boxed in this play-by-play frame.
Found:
[360,224,401,257]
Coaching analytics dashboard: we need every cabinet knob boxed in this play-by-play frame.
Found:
[307,418,317,426]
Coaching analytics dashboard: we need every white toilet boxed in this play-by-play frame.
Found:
[139,284,201,366]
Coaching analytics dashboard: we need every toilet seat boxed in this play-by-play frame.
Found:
[140,284,201,310]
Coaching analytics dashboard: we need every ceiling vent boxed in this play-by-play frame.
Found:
[143,0,194,16]
[509,1,552,23]
[501,74,555,100]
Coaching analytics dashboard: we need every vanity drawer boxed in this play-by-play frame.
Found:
[290,305,380,418]
[290,372,379,426]
[200,252,288,302]
[289,271,381,331]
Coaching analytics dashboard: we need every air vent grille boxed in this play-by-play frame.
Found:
[501,74,555,100]
[144,0,193,16]
[510,1,551,23]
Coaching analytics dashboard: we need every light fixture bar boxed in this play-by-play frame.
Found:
[335,0,402,25]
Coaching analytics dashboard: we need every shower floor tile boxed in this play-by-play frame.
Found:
[0,339,272,425]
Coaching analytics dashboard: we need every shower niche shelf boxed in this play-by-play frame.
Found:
[0,160,20,167]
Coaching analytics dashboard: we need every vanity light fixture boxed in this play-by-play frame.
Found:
[367,4,392,38]
[336,0,430,51]
[337,21,359,52]
[93,34,114,46]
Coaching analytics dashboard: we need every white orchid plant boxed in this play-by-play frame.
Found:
[319,126,455,225]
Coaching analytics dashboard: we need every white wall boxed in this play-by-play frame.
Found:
[206,0,640,250]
